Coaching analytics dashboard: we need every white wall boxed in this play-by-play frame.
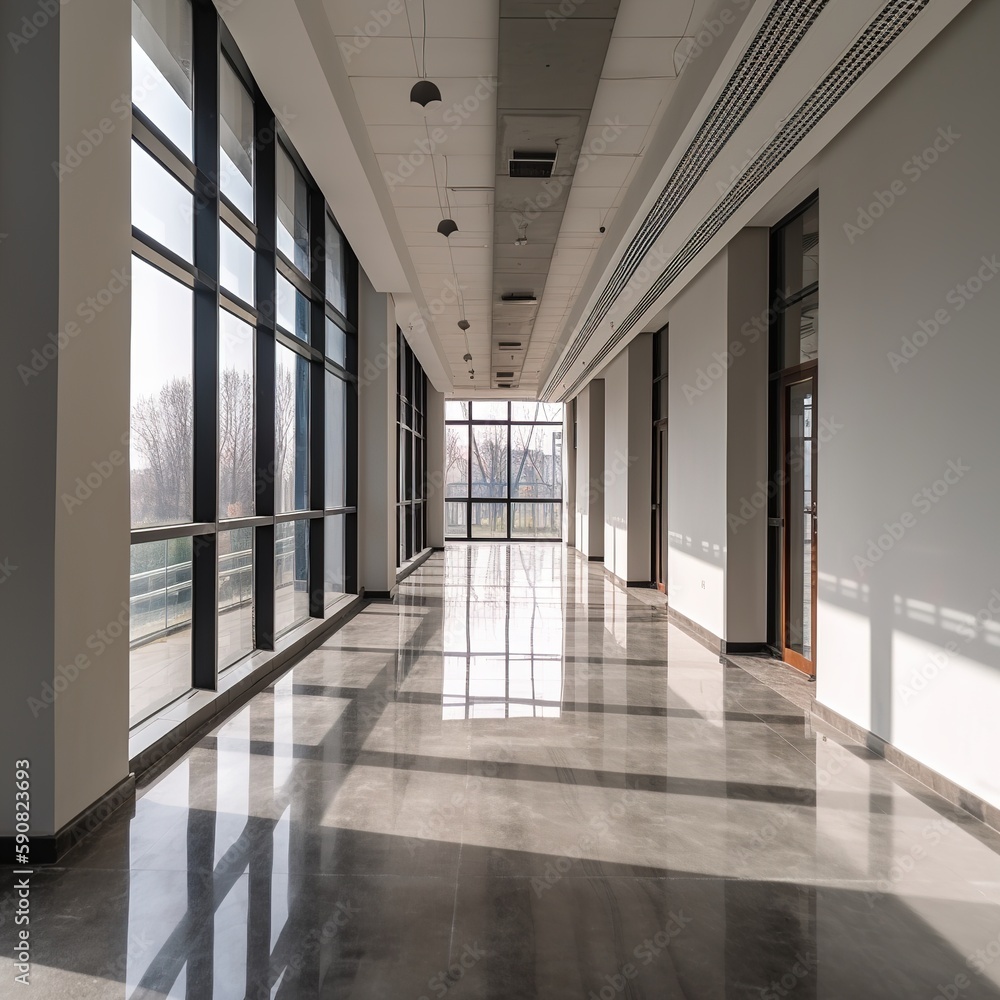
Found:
[817,0,1000,807]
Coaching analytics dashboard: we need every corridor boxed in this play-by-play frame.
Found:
[7,544,1000,998]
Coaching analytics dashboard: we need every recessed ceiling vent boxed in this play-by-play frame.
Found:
[509,150,556,179]
[501,293,537,303]
[497,382,514,389]
[498,341,523,350]
[496,371,515,379]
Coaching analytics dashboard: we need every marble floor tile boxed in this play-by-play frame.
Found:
[4,544,1000,999]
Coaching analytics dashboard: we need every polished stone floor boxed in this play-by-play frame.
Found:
[6,543,1000,998]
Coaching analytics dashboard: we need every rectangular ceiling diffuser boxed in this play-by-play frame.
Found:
[498,341,523,350]
[509,150,557,179]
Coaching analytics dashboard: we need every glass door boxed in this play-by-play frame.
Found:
[782,375,816,674]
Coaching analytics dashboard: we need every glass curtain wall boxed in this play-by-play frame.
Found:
[129,0,358,726]
[397,330,428,568]
[445,402,564,541]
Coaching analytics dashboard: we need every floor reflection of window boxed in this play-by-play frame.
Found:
[442,545,564,719]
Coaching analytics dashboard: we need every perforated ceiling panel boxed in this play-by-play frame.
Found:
[552,0,932,400]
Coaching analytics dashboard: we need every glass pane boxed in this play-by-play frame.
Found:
[781,290,819,368]
[446,401,470,421]
[325,372,347,508]
[511,424,562,499]
[471,425,508,498]
[131,0,192,157]
[130,538,192,724]
[132,141,193,261]
[472,401,508,421]
[276,144,309,274]
[275,345,310,513]
[218,528,254,669]
[326,317,347,368]
[220,223,254,304]
[220,57,254,220]
[778,201,819,298]
[785,380,814,660]
[219,310,255,518]
[130,256,193,528]
[446,501,468,538]
[471,502,507,539]
[276,273,310,342]
[511,502,561,539]
[325,215,347,314]
[510,402,563,422]
[324,515,346,605]
[446,425,469,497]
[275,519,310,634]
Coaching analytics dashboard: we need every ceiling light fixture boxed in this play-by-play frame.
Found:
[458,320,471,332]
[437,219,459,238]
[408,1,442,112]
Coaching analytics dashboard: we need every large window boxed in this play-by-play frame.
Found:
[397,330,428,568]
[128,0,358,725]
[445,401,564,541]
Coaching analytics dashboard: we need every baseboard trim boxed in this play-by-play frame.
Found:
[810,701,1000,834]
[722,641,771,656]
[587,554,604,562]
[668,608,723,655]
[396,546,433,583]
[1,773,136,865]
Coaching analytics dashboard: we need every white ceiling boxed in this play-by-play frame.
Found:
[328,0,711,395]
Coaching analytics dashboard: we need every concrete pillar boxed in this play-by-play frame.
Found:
[0,0,132,845]
[574,381,605,560]
[357,275,397,598]
[562,400,576,548]
[603,339,652,586]
[667,229,768,647]
[426,386,445,549]
[724,229,769,644]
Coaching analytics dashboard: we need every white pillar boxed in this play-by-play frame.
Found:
[426,387,445,549]
[0,0,132,844]
[357,274,398,597]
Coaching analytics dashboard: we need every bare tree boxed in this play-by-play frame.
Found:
[219,368,254,517]
[131,376,193,524]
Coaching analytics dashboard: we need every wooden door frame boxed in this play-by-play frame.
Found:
[651,419,668,592]
[779,365,817,677]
